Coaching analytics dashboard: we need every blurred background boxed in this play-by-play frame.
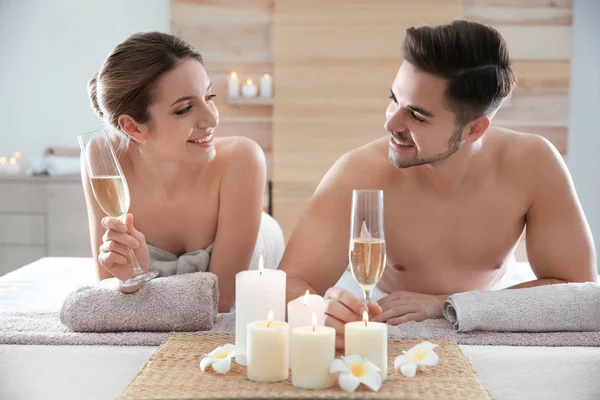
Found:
[0,0,598,275]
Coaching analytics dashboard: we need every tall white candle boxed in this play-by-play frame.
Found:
[228,72,240,98]
[345,311,388,380]
[247,310,289,382]
[260,74,272,98]
[291,312,335,390]
[235,255,286,364]
[287,289,325,330]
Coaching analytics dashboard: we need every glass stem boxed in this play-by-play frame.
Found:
[120,214,145,277]
[364,289,372,314]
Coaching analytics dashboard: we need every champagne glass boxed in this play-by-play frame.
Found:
[78,128,159,287]
[349,189,386,312]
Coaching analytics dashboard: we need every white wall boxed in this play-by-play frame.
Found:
[568,0,600,264]
[0,0,169,161]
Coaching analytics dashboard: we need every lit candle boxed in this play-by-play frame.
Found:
[260,74,272,98]
[241,79,258,98]
[247,310,289,382]
[0,157,7,175]
[228,72,239,98]
[287,289,325,330]
[5,157,20,176]
[291,312,335,390]
[345,311,388,380]
[235,255,286,364]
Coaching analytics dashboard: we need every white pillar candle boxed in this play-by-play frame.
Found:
[260,74,272,98]
[5,157,20,176]
[287,289,325,330]
[345,311,388,380]
[228,72,240,98]
[235,255,286,364]
[247,310,289,382]
[241,79,258,98]
[0,157,7,175]
[291,312,335,390]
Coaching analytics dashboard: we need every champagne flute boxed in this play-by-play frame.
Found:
[349,189,386,312]
[78,128,159,287]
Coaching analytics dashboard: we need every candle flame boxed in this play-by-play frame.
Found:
[9,157,17,165]
[246,79,253,85]
[263,74,270,79]
[267,310,274,327]
[311,312,317,332]
[363,310,369,326]
[0,157,6,164]
[258,254,264,275]
[230,72,237,79]
[14,151,21,158]
[302,289,310,306]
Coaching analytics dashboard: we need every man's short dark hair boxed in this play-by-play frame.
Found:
[400,20,516,126]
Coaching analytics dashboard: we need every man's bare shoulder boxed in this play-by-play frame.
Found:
[486,126,563,172]
[318,136,394,191]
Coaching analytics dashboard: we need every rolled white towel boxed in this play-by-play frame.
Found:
[249,212,285,270]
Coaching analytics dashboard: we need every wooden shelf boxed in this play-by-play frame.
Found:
[227,96,274,106]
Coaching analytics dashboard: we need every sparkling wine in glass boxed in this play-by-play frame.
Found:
[78,128,158,287]
[349,189,386,311]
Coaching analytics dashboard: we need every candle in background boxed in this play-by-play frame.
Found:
[247,310,289,382]
[345,311,388,380]
[0,157,7,175]
[235,255,286,364]
[291,312,335,390]
[228,72,239,98]
[287,289,325,330]
[241,79,258,98]
[260,74,272,98]
[5,157,20,176]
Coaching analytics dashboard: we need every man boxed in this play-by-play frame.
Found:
[279,20,597,348]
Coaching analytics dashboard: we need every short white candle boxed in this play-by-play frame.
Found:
[287,289,325,330]
[241,79,258,98]
[5,157,20,176]
[228,72,240,98]
[345,311,388,380]
[235,255,286,364]
[247,310,289,382]
[260,74,272,98]
[291,312,335,390]
[0,157,7,175]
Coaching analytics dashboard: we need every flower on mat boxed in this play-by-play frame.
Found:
[199,343,242,374]
[329,354,382,392]
[394,341,439,377]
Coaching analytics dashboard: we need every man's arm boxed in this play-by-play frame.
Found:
[511,135,597,288]
[279,154,356,305]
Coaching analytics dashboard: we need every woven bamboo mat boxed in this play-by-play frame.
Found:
[120,332,492,399]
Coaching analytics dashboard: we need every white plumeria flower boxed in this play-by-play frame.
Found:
[329,354,383,392]
[394,341,439,377]
[199,343,242,374]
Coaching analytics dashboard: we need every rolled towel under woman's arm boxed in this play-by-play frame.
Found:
[443,282,600,332]
[60,272,219,332]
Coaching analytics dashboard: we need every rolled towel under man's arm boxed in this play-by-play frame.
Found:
[443,282,600,332]
[60,272,219,332]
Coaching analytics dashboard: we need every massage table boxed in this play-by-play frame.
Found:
[1,258,599,400]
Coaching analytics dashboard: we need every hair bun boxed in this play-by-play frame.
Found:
[88,72,104,118]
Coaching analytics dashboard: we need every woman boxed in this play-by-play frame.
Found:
[82,31,267,312]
